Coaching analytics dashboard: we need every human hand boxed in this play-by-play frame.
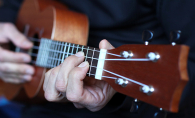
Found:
[44,39,116,111]
[0,23,34,84]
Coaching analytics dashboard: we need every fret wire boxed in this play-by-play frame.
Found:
[88,48,95,77]
[85,46,89,61]
[49,40,54,68]
[40,39,46,66]
[54,41,60,67]
[42,39,47,67]
[46,39,51,68]
[53,41,57,67]
[76,44,79,53]
[44,40,51,66]
[58,42,64,65]
[45,39,51,68]
[30,38,121,58]
[52,41,57,67]
[66,43,71,58]
[50,40,57,68]
[32,45,103,56]
[55,41,60,67]
[81,45,84,52]
[61,42,67,63]
[71,44,75,55]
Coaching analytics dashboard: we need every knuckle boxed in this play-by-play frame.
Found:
[18,67,26,73]
[66,93,80,102]
[51,69,58,76]
[44,92,56,102]
[45,70,52,78]
[64,56,77,64]
[70,69,82,80]
[55,81,66,92]
[72,72,79,79]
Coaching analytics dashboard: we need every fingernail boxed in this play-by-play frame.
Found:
[75,52,84,57]
[78,61,88,68]
[26,69,34,74]
[23,75,32,81]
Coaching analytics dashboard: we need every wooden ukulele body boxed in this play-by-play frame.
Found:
[0,0,89,102]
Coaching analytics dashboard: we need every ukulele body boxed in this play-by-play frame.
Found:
[0,0,89,102]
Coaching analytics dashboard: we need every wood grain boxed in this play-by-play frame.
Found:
[0,0,88,100]
[102,44,189,112]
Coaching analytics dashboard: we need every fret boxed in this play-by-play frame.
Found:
[58,42,64,65]
[49,41,55,68]
[53,41,60,67]
[45,39,51,68]
[34,38,100,78]
[81,45,84,52]
[76,44,79,53]
[71,44,75,55]
[49,40,56,68]
[42,39,48,67]
[61,42,67,63]
[88,48,95,77]
[41,39,47,66]
[36,39,43,66]
[66,43,71,58]
[85,46,89,61]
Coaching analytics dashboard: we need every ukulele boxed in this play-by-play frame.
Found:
[0,0,89,102]
[0,0,189,113]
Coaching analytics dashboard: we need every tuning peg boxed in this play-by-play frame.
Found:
[170,30,181,46]
[130,99,141,113]
[142,30,154,45]
[153,108,167,118]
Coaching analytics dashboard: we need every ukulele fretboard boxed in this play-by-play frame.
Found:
[35,38,100,77]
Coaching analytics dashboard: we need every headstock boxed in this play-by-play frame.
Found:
[101,44,189,112]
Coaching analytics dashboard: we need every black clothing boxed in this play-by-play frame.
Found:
[1,0,195,118]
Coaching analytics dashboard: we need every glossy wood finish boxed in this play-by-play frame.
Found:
[0,0,88,100]
[102,44,189,112]
[0,0,189,112]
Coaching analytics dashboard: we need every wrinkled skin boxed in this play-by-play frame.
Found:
[43,39,117,111]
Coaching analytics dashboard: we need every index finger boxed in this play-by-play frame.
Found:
[0,47,31,63]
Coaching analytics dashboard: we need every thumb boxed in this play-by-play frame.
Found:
[99,39,115,50]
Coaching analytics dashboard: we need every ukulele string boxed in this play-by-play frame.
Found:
[28,38,150,90]
[28,37,121,57]
[89,66,148,87]
[29,51,151,62]
[30,59,148,87]
[27,38,148,87]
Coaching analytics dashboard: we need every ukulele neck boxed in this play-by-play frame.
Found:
[16,38,106,79]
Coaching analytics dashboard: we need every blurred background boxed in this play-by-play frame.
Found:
[0,96,23,118]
